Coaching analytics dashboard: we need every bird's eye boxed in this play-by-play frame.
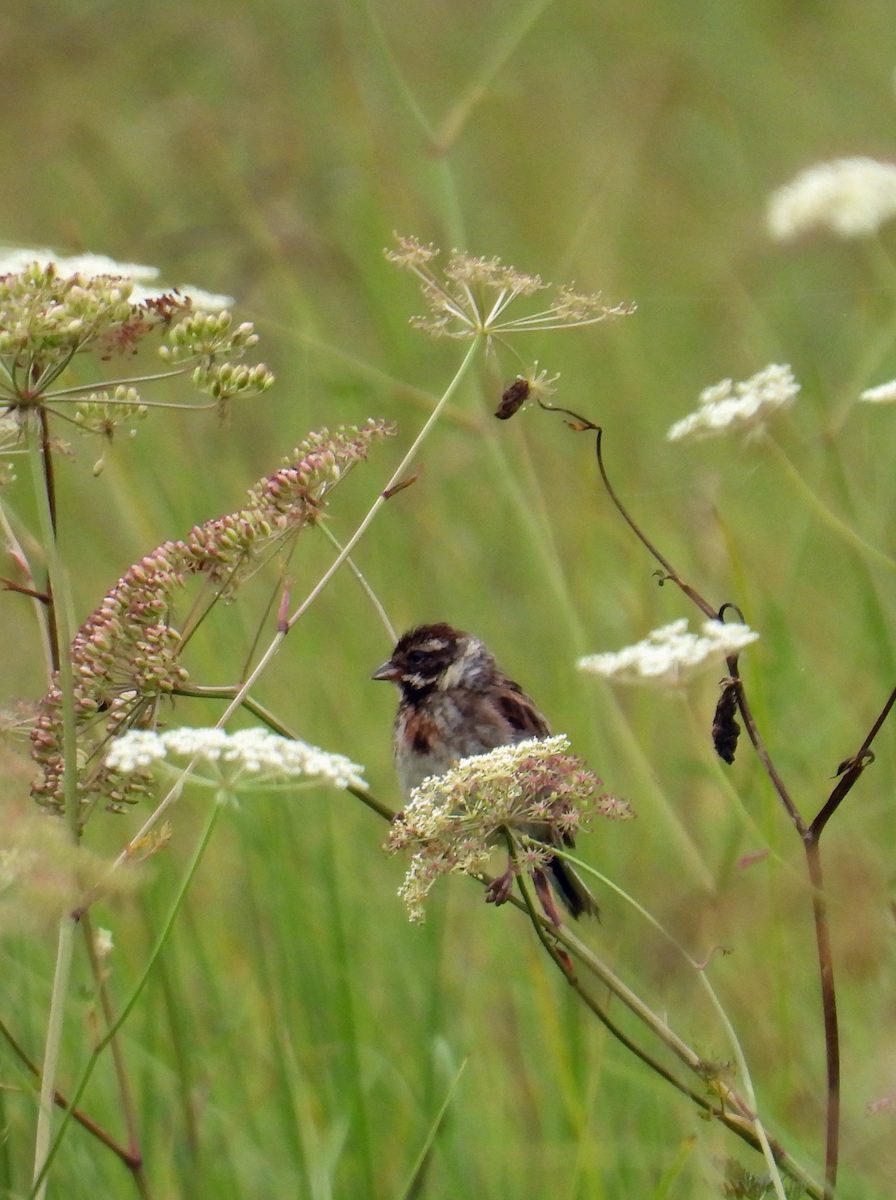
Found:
[404,650,428,669]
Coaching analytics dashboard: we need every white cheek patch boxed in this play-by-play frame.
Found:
[440,640,478,689]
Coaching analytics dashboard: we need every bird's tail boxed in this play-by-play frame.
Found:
[548,855,599,920]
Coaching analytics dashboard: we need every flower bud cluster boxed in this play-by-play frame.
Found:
[191,360,275,401]
[386,736,632,921]
[30,420,394,819]
[0,255,267,430]
[0,263,135,372]
[159,312,259,363]
[74,386,147,435]
[386,233,635,341]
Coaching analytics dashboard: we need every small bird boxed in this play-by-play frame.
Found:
[373,622,598,920]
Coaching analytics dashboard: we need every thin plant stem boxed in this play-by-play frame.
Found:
[803,838,839,1199]
[765,434,896,573]
[25,413,82,1197]
[573,419,840,1190]
[31,915,77,1200]
[432,0,555,153]
[114,337,483,861]
[0,1016,141,1169]
[318,521,397,641]
[0,499,54,678]
[30,799,223,1199]
[397,1058,467,1200]
[80,911,153,1199]
[553,848,788,1200]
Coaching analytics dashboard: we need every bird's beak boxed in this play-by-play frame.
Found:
[371,659,400,682]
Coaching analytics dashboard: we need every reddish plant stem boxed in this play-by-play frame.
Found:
[586,423,848,1193]
[0,1016,142,1171]
[37,408,60,672]
[803,836,839,1198]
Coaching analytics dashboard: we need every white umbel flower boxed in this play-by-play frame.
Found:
[859,380,896,404]
[667,364,799,442]
[0,246,233,310]
[105,726,366,789]
[387,735,625,922]
[767,158,896,239]
[578,618,759,687]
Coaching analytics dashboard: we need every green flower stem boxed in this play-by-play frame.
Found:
[285,335,483,633]
[25,414,79,831]
[115,337,483,859]
[26,413,82,1199]
[31,798,223,1199]
[552,848,791,1200]
[317,521,397,641]
[31,915,77,1200]
[80,911,151,1196]
[766,434,896,572]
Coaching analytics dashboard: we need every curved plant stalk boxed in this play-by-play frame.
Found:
[551,848,788,1200]
[25,414,81,1199]
[30,797,223,1199]
[114,336,483,861]
[573,414,863,1198]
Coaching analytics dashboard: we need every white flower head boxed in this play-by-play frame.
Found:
[578,618,759,688]
[0,246,232,310]
[767,158,896,240]
[105,726,366,791]
[387,736,631,922]
[667,364,799,443]
[859,380,896,404]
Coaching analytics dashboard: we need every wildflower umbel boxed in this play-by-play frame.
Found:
[386,735,631,922]
[859,380,896,404]
[30,421,394,820]
[0,254,272,438]
[106,727,367,791]
[385,234,635,343]
[578,618,760,688]
[666,364,799,442]
[767,158,896,240]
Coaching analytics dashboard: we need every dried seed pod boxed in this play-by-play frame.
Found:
[712,680,740,764]
[495,377,530,420]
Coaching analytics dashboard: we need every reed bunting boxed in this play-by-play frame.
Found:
[373,622,598,920]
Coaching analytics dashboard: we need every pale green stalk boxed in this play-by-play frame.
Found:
[31,916,77,1200]
[766,434,896,572]
[397,1058,468,1200]
[112,337,483,862]
[553,848,789,1200]
[30,797,223,1198]
[25,415,81,1197]
[318,521,397,642]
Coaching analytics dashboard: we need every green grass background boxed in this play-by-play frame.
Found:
[3,0,896,1196]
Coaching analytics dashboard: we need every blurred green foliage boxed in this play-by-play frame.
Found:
[3,0,896,1196]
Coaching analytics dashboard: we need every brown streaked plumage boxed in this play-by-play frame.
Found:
[373,623,598,919]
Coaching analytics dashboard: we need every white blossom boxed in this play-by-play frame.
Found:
[767,158,896,240]
[859,380,896,404]
[388,736,629,922]
[578,618,759,687]
[129,282,233,311]
[0,246,232,310]
[667,364,799,442]
[105,726,366,790]
[0,247,159,280]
